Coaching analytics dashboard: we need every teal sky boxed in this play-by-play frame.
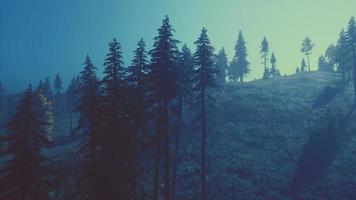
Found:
[0,0,355,93]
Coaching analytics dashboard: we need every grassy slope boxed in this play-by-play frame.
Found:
[176,72,356,200]
[50,72,356,200]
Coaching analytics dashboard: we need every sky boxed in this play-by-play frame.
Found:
[0,0,355,93]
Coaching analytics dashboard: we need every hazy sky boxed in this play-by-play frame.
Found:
[0,0,355,93]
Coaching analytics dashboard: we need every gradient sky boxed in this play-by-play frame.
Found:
[0,0,355,93]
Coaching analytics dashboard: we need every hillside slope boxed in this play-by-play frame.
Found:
[49,72,356,200]
[174,72,356,200]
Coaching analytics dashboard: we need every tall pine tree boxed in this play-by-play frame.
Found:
[260,36,270,79]
[171,44,194,200]
[193,28,217,200]
[73,55,102,200]
[215,48,228,84]
[301,37,315,72]
[101,38,136,199]
[229,31,250,82]
[346,17,356,102]
[0,85,53,200]
[149,15,180,200]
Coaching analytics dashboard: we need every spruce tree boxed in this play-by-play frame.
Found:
[149,15,180,200]
[346,17,356,102]
[336,29,352,81]
[44,77,53,99]
[296,67,300,74]
[300,59,307,72]
[215,48,228,84]
[270,53,279,77]
[73,55,103,200]
[301,37,315,72]
[260,36,270,79]
[101,38,136,199]
[193,28,217,200]
[171,44,194,200]
[0,85,53,200]
[128,38,149,138]
[53,73,63,115]
[66,76,79,134]
[229,31,250,82]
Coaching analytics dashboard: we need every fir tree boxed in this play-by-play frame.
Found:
[318,55,332,72]
[336,29,352,81]
[53,73,63,115]
[300,59,307,72]
[54,73,63,96]
[66,76,79,134]
[215,48,228,84]
[229,31,250,82]
[260,36,270,79]
[0,85,53,200]
[346,17,356,102]
[101,38,136,199]
[193,28,217,200]
[296,67,300,74]
[301,37,315,72]
[73,55,102,200]
[171,44,194,200]
[148,15,180,200]
[270,53,279,77]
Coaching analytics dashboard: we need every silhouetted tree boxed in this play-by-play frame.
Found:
[300,59,307,73]
[296,67,300,74]
[229,31,250,82]
[260,36,270,79]
[149,15,180,200]
[336,29,352,81]
[318,55,332,72]
[215,48,228,84]
[53,73,63,115]
[270,53,280,77]
[301,37,315,72]
[0,85,53,200]
[43,77,53,100]
[66,76,79,134]
[193,28,217,200]
[325,44,337,72]
[171,44,194,200]
[346,16,356,103]
[101,38,136,199]
[74,55,102,200]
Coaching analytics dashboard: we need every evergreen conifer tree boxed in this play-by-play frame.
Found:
[193,28,217,200]
[229,31,250,82]
[0,85,53,200]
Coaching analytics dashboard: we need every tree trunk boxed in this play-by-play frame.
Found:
[171,95,183,200]
[153,104,163,200]
[201,86,207,200]
[163,101,171,200]
[69,111,73,135]
[307,55,311,72]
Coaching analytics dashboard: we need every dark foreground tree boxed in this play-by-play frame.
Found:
[260,36,270,79]
[171,44,194,200]
[229,31,250,82]
[101,38,137,199]
[346,17,356,103]
[301,37,315,72]
[0,85,53,200]
[215,48,228,84]
[73,55,102,200]
[193,28,217,200]
[149,15,180,200]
